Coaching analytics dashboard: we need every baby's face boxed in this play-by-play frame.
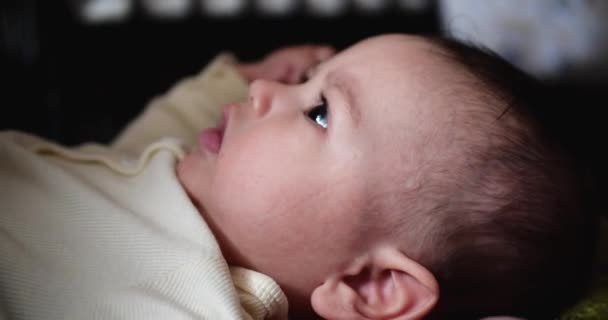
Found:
[177,34,458,306]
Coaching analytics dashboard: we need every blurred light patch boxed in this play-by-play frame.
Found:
[353,0,390,13]
[69,0,435,20]
[75,0,133,24]
[305,0,348,17]
[398,0,431,11]
[201,0,247,17]
[439,0,608,80]
[255,0,299,16]
[141,0,193,19]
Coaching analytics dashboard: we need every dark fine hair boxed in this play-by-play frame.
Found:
[420,36,600,319]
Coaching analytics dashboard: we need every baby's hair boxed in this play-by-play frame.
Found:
[411,36,599,319]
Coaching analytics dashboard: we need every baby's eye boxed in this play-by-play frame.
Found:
[306,95,328,129]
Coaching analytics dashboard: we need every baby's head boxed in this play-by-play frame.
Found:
[178,34,596,319]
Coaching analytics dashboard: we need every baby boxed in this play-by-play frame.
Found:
[0,34,596,320]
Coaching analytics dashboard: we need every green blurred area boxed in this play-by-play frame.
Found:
[561,218,608,320]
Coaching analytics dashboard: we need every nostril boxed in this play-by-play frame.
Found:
[250,93,269,116]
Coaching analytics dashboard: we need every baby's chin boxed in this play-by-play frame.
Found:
[175,156,197,195]
[175,153,210,205]
[175,153,194,183]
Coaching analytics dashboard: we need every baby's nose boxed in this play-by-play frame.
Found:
[248,79,281,116]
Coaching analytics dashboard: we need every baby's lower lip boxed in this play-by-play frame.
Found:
[198,103,235,154]
[198,128,223,154]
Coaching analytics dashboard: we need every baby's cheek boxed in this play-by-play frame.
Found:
[212,161,277,218]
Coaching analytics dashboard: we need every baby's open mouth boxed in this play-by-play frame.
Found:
[198,106,230,154]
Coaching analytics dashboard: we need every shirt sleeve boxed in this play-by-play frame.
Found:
[110,53,248,154]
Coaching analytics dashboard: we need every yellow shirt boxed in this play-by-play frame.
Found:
[0,55,288,320]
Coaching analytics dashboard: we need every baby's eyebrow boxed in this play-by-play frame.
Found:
[326,70,362,127]
[305,60,327,81]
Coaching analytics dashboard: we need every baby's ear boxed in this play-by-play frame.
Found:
[310,247,439,320]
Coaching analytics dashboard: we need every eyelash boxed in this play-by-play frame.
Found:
[306,94,329,129]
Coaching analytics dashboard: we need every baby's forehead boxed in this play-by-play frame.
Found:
[314,35,495,148]
[334,38,471,97]
[328,37,494,182]
[337,35,448,68]
[335,41,468,117]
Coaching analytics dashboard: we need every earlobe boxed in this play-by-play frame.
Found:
[310,248,439,320]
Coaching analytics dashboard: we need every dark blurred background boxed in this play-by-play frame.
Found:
[1,0,442,145]
[1,0,607,198]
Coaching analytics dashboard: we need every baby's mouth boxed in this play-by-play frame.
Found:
[198,105,230,154]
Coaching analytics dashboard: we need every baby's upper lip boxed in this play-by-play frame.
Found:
[217,104,233,143]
